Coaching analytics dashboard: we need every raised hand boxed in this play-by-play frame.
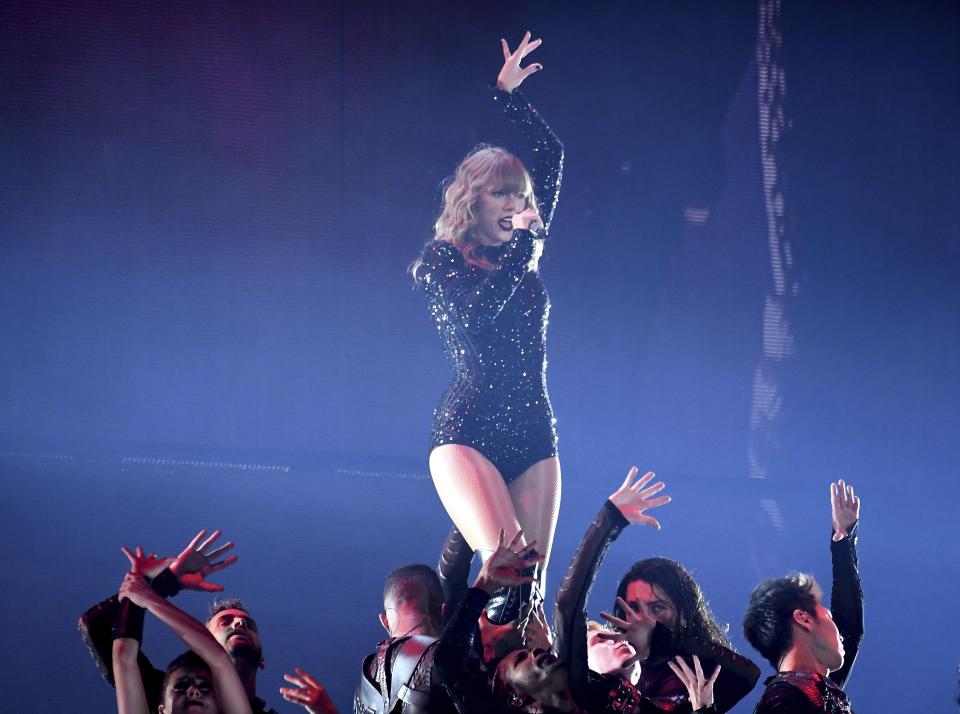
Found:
[122,545,174,579]
[280,668,338,714]
[667,655,720,711]
[598,596,657,659]
[118,571,159,609]
[497,31,543,93]
[474,530,544,595]
[169,529,238,591]
[830,480,860,541]
[608,467,671,529]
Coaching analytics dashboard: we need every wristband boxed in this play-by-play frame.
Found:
[151,567,181,598]
[112,599,146,643]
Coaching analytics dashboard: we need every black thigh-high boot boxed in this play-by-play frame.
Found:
[484,553,541,626]
[484,584,530,625]
[437,525,474,622]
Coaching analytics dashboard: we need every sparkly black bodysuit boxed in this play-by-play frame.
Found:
[416,88,563,483]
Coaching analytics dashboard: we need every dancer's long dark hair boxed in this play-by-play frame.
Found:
[613,557,730,647]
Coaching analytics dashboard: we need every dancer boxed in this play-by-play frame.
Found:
[743,480,863,713]
[413,30,563,622]
[597,558,760,711]
[113,548,252,714]
[552,468,758,712]
[434,467,727,713]
[80,530,279,713]
[350,564,450,713]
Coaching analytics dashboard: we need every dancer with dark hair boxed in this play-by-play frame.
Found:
[113,548,253,714]
[743,480,863,713]
[434,467,744,713]
[555,469,759,713]
[79,530,279,714]
[413,30,563,624]
[597,557,759,711]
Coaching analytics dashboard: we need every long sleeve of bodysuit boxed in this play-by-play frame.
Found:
[492,87,564,230]
[827,521,863,689]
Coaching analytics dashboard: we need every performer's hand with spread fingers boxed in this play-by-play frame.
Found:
[280,667,338,714]
[167,529,238,591]
[497,30,543,93]
[830,479,860,541]
[119,545,174,579]
[608,466,671,529]
[596,597,658,662]
[668,655,721,712]
[475,530,544,595]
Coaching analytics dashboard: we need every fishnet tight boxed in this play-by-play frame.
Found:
[429,444,561,584]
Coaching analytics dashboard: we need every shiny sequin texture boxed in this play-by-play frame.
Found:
[416,88,564,482]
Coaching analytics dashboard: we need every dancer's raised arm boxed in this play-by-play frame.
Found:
[121,548,253,714]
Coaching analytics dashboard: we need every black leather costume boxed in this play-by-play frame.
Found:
[432,500,759,714]
[752,525,863,714]
[78,572,278,714]
[354,634,458,714]
[554,501,760,713]
[416,87,563,483]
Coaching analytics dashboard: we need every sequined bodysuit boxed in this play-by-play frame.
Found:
[416,88,563,483]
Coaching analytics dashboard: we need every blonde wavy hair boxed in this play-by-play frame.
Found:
[413,145,541,278]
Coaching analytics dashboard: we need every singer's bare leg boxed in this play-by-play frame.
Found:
[507,456,561,586]
[430,444,527,559]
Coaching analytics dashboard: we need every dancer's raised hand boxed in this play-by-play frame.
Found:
[609,466,671,529]
[831,479,860,541]
[121,545,173,578]
[497,31,543,93]
[667,655,720,711]
[598,596,657,660]
[475,529,543,595]
[280,667,338,714]
[118,571,159,609]
[169,529,238,591]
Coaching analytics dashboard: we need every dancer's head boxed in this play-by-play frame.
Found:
[492,648,570,712]
[434,145,538,269]
[613,557,729,647]
[159,651,217,714]
[206,599,264,669]
[586,621,639,684]
[743,573,844,672]
[380,563,444,636]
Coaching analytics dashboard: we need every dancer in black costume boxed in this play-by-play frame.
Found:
[413,31,563,620]
[432,467,752,713]
[743,480,863,714]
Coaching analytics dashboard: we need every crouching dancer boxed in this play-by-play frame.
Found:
[743,480,863,713]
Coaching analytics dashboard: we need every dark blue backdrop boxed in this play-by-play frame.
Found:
[1,1,957,711]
